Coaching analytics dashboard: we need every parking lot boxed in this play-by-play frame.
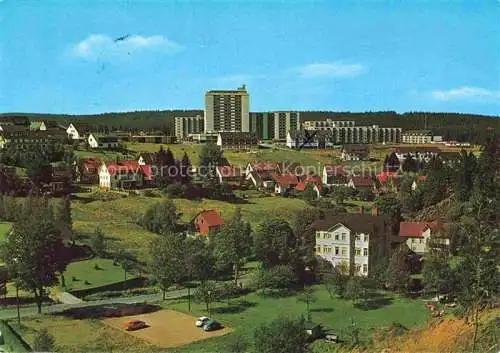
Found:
[103,309,232,348]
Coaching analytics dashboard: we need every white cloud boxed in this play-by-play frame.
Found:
[431,86,500,101]
[297,62,367,79]
[71,34,182,60]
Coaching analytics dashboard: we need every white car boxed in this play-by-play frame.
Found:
[195,316,210,327]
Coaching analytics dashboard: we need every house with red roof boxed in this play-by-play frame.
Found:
[272,172,299,195]
[399,221,449,255]
[194,210,224,236]
[295,180,322,199]
[77,158,101,184]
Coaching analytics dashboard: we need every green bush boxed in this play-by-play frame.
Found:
[84,287,159,301]
[0,320,31,353]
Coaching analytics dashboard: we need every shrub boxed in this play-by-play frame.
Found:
[253,265,297,296]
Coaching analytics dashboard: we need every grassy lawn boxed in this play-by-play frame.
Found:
[0,221,12,241]
[12,316,149,353]
[74,149,134,162]
[125,142,342,169]
[166,285,428,353]
[62,258,131,292]
[71,195,310,258]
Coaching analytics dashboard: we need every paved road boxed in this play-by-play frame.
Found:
[0,288,188,320]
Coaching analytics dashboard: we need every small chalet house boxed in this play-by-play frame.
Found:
[322,165,348,186]
[66,123,89,140]
[194,210,224,236]
[272,172,299,195]
[313,212,390,276]
[77,158,101,184]
[138,152,156,166]
[217,132,258,151]
[399,221,450,255]
[341,144,369,161]
[245,162,279,189]
[88,134,119,149]
[216,165,243,184]
[347,176,375,192]
[99,160,145,190]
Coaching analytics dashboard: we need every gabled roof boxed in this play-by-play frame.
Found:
[195,210,224,227]
[416,175,428,182]
[138,152,156,165]
[82,158,101,170]
[312,212,389,235]
[399,222,429,238]
[271,172,299,187]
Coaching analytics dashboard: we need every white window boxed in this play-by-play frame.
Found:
[335,234,339,240]
[355,234,360,241]
[363,248,368,256]
[355,248,361,256]
[363,264,368,273]
[335,247,339,255]
[341,247,347,256]
[341,233,346,241]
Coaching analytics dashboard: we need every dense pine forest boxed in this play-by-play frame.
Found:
[1,110,498,144]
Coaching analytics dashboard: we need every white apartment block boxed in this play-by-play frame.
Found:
[204,85,250,133]
[315,224,370,276]
[402,130,432,144]
[174,115,204,140]
[299,119,402,144]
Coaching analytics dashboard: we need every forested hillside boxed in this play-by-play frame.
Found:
[1,110,498,144]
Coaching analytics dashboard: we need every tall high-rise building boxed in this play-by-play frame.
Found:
[204,85,249,133]
[174,115,204,140]
[249,111,301,140]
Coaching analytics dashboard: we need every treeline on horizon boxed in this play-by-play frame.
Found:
[1,110,499,144]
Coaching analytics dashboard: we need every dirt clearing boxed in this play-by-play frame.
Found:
[103,309,232,348]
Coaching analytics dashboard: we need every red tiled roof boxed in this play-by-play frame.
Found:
[105,161,140,176]
[417,175,428,182]
[196,210,224,227]
[120,160,140,169]
[271,172,299,187]
[82,158,100,168]
[216,165,242,178]
[295,182,322,192]
[399,222,429,238]
[350,176,373,187]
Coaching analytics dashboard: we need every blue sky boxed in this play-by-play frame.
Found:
[0,0,499,115]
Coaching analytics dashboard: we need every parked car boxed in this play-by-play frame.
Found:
[203,320,222,331]
[121,320,147,331]
[195,316,210,327]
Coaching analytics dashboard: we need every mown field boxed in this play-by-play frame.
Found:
[12,285,429,353]
[0,222,12,241]
[71,194,310,259]
[62,258,131,292]
[169,286,429,353]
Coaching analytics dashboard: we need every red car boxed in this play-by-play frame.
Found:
[121,319,147,331]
